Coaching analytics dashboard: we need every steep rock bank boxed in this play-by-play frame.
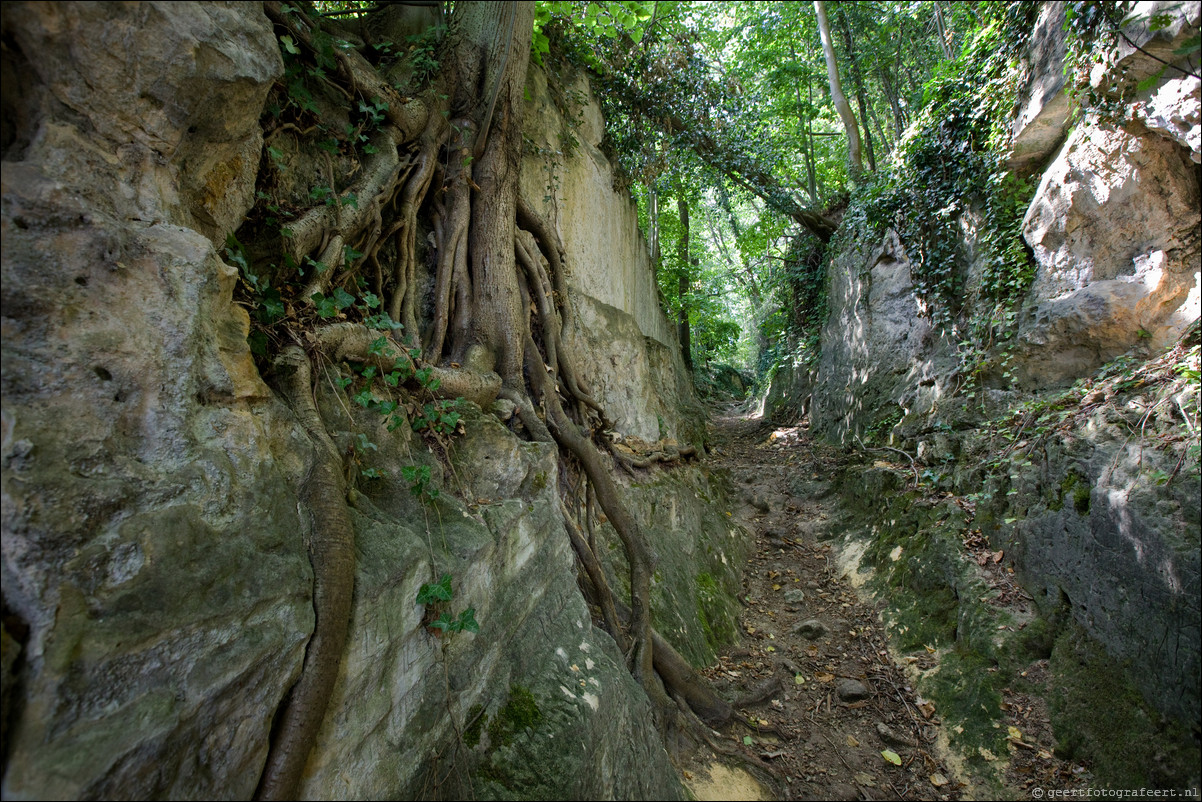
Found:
[0,4,743,798]
[764,2,1201,790]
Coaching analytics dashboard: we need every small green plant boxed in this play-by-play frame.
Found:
[402,464,438,500]
[311,286,356,319]
[412,399,463,434]
[416,572,479,634]
[404,27,443,86]
[358,97,389,127]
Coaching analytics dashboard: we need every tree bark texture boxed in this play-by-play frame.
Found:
[814,0,863,175]
[676,196,694,374]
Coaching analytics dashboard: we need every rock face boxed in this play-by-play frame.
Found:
[810,230,960,444]
[1016,122,1200,385]
[1,4,733,799]
[1008,1,1070,172]
[519,66,700,445]
[1137,75,1202,161]
[972,390,1201,728]
[794,0,1201,778]
[2,6,307,799]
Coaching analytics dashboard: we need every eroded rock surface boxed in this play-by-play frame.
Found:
[1,4,728,799]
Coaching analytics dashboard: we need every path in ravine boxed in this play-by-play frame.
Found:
[679,407,961,801]
[681,407,1091,802]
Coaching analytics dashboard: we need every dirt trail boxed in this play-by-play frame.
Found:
[681,409,962,801]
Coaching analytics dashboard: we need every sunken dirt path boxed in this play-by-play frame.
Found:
[680,409,962,802]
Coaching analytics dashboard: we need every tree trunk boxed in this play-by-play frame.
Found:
[241,2,746,791]
[836,6,876,172]
[814,0,862,176]
[789,42,819,205]
[933,1,954,60]
[676,195,694,374]
[457,1,534,387]
[649,183,661,272]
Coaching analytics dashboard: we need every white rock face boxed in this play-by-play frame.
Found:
[519,65,699,443]
[1016,122,1199,384]
[1101,0,1202,87]
[520,69,674,349]
[1136,75,1202,162]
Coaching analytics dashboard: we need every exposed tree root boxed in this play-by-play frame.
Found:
[256,347,356,802]
[250,3,747,795]
[312,322,502,408]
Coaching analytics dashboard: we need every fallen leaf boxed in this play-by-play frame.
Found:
[992,550,1004,563]
[794,674,806,685]
[743,735,754,746]
[930,773,948,787]
[1008,726,1023,741]
[846,734,860,747]
[815,671,835,682]
[854,771,876,786]
[882,749,902,766]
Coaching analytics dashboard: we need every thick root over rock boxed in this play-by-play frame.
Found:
[256,347,356,802]
[249,2,739,794]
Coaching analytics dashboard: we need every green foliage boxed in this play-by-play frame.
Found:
[416,572,479,635]
[534,1,660,66]
[416,572,453,605]
[401,464,438,500]
[836,8,1039,396]
[412,399,463,435]
[402,25,444,87]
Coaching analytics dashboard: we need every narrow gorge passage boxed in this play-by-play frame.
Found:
[682,408,1088,801]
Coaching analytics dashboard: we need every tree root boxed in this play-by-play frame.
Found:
[612,442,697,473]
[264,1,431,142]
[312,322,501,408]
[256,347,356,802]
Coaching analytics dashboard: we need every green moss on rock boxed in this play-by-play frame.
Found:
[1049,622,1199,788]
[486,685,542,749]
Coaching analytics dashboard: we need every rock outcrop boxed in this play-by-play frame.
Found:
[791,1,1201,784]
[1016,121,1200,385]
[1,4,739,799]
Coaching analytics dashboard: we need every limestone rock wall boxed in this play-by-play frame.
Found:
[807,3,1200,439]
[797,0,1201,759]
[809,230,962,444]
[519,65,701,445]
[0,4,721,800]
[968,378,1201,727]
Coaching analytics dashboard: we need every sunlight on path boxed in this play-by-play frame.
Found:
[685,762,772,801]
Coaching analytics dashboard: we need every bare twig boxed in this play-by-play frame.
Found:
[855,434,920,488]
